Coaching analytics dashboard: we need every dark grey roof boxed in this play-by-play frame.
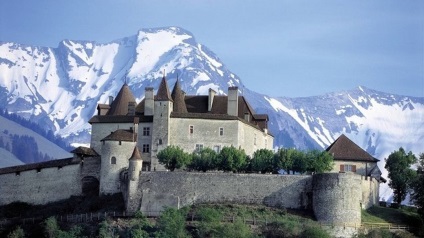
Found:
[70,146,99,156]
[106,84,136,116]
[0,157,78,175]
[89,115,153,124]
[129,146,142,161]
[101,129,137,142]
[326,134,379,162]
[156,77,173,101]
[171,79,188,113]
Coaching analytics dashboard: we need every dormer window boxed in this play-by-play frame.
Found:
[244,113,250,122]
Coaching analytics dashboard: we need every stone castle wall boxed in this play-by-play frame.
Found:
[130,172,313,213]
[0,164,82,205]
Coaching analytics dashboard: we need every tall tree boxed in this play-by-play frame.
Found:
[188,148,218,172]
[273,148,295,174]
[306,150,334,174]
[217,146,247,173]
[411,153,424,219]
[157,146,191,171]
[250,148,274,173]
[385,147,417,205]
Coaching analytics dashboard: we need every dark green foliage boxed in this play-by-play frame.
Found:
[6,226,25,238]
[411,153,424,221]
[217,146,248,172]
[217,218,254,238]
[44,217,83,238]
[306,150,334,173]
[157,145,191,171]
[273,148,295,174]
[250,148,274,173]
[385,148,417,205]
[301,225,331,238]
[291,149,309,174]
[155,207,189,238]
[196,207,223,237]
[188,148,218,172]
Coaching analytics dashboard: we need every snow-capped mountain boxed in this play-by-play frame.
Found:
[0,26,423,164]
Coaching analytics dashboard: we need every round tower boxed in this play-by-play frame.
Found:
[312,173,362,225]
[129,146,143,181]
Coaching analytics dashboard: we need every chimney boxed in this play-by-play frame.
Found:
[144,87,154,116]
[208,88,216,112]
[227,87,239,116]
[108,96,114,105]
[128,101,136,115]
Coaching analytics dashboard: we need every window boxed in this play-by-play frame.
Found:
[15,171,20,176]
[119,141,122,145]
[219,127,224,136]
[213,145,221,153]
[111,157,117,164]
[143,127,150,136]
[195,144,204,152]
[158,139,163,145]
[254,133,257,145]
[244,113,250,122]
[189,125,194,134]
[143,144,150,153]
[340,164,356,172]
[36,168,41,173]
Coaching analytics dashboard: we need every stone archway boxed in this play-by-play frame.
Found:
[82,176,100,196]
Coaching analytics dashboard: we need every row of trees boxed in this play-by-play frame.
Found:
[157,146,334,174]
[385,148,424,220]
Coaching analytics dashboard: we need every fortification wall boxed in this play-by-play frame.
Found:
[312,173,362,225]
[0,164,82,205]
[361,176,379,209]
[129,172,313,213]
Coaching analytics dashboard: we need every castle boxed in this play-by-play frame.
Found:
[0,75,381,237]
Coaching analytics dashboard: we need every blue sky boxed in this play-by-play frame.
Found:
[0,0,423,97]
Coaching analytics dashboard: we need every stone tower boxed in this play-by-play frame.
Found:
[151,76,173,171]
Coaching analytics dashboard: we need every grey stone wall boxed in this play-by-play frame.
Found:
[312,173,362,225]
[0,164,82,205]
[129,172,312,213]
[99,140,134,195]
[91,123,133,152]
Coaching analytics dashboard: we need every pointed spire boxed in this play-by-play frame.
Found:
[129,146,142,161]
[156,74,173,101]
[171,78,188,113]
[106,84,136,115]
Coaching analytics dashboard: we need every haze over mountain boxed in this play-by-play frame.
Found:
[1,26,423,195]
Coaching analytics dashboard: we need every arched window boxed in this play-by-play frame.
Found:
[111,156,117,164]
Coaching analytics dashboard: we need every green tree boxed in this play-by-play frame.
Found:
[250,148,274,173]
[273,148,295,174]
[157,146,191,171]
[155,207,189,238]
[217,146,248,173]
[292,150,309,174]
[7,226,25,238]
[188,148,218,172]
[385,147,417,205]
[306,150,334,173]
[196,207,223,237]
[411,153,424,220]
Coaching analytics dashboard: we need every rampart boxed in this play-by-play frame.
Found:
[131,172,313,214]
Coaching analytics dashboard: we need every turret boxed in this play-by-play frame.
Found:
[128,146,143,181]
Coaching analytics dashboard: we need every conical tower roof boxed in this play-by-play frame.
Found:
[171,79,188,113]
[326,134,378,162]
[106,84,136,115]
[129,146,142,161]
[156,76,173,101]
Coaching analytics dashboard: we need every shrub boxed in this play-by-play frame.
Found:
[301,225,330,238]
[7,226,25,238]
[155,207,189,238]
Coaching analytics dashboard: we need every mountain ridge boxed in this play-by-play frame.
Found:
[0,26,422,162]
